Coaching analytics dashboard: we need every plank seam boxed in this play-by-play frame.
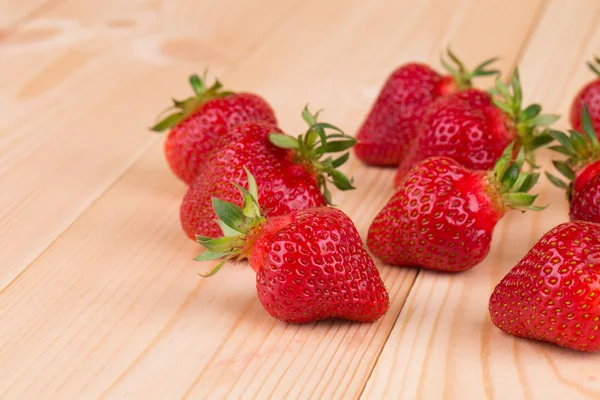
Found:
[0,138,157,297]
[505,0,550,75]
[0,0,306,296]
[356,269,421,400]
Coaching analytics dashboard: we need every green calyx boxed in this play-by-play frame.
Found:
[269,106,356,204]
[150,73,233,132]
[440,47,500,90]
[587,55,600,77]
[490,68,559,168]
[194,168,265,277]
[545,104,600,195]
[488,142,544,211]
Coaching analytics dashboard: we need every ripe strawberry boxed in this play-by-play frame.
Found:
[355,50,499,166]
[489,221,600,352]
[181,107,356,239]
[368,144,542,272]
[570,56,600,133]
[546,104,600,224]
[151,74,277,184]
[393,69,558,188]
[194,171,390,323]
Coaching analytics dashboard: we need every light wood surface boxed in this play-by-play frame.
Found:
[1,0,599,399]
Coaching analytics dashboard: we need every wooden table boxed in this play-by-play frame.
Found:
[2,0,600,398]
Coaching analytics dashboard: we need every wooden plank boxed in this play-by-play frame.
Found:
[362,1,600,399]
[0,0,301,292]
[0,0,60,31]
[0,0,544,398]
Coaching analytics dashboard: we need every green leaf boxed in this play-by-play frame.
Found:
[189,74,205,94]
[552,160,575,180]
[269,133,300,149]
[472,57,500,77]
[197,256,233,278]
[545,172,569,189]
[330,170,355,190]
[524,204,548,212]
[548,145,571,156]
[528,114,560,127]
[195,236,238,253]
[530,132,554,149]
[493,142,515,176]
[215,220,242,236]
[446,47,465,71]
[570,130,591,154]
[520,104,541,120]
[304,129,319,148]
[514,146,526,169]
[504,192,538,207]
[150,112,184,132]
[510,172,528,192]
[511,68,522,108]
[302,105,318,126]
[212,198,245,232]
[501,163,520,189]
[311,122,345,135]
[309,126,328,155]
[440,55,458,77]
[548,130,575,155]
[493,155,511,178]
[581,104,600,148]
[321,138,357,153]
[494,77,511,102]
[244,166,259,200]
[588,61,600,77]
[194,250,228,262]
[331,152,350,168]
[519,173,540,193]
[472,69,499,77]
[195,234,212,244]
[492,99,514,115]
[319,176,333,205]
[232,183,261,219]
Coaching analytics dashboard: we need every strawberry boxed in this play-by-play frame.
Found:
[546,104,600,224]
[354,50,499,166]
[194,170,390,323]
[151,74,277,184]
[489,220,600,352]
[570,56,600,133]
[393,69,558,188]
[368,144,542,272]
[180,107,356,239]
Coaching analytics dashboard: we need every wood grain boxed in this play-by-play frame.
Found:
[0,0,63,31]
[0,0,301,292]
[0,0,548,399]
[362,1,600,399]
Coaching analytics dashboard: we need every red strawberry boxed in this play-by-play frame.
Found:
[194,171,390,323]
[570,56,600,133]
[355,50,499,166]
[151,74,277,184]
[368,144,542,272]
[181,107,356,239]
[489,220,600,352]
[393,69,557,188]
[547,104,600,224]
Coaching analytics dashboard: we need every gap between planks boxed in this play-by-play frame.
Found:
[356,1,550,397]
[0,0,304,294]
[0,0,553,397]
